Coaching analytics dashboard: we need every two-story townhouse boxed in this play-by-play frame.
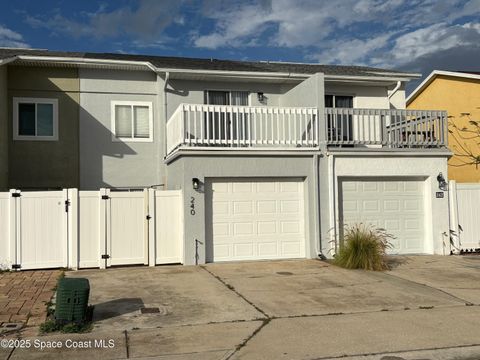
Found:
[0,48,452,265]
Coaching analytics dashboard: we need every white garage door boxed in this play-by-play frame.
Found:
[206,178,306,262]
[340,178,425,254]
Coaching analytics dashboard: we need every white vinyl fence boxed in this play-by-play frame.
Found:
[0,188,183,270]
[449,181,480,252]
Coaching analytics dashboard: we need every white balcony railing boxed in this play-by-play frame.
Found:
[166,105,448,155]
[167,104,319,154]
[325,108,448,148]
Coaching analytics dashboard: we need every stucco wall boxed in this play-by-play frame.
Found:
[324,154,450,256]
[79,68,163,189]
[8,66,79,189]
[166,79,297,119]
[0,66,7,190]
[279,73,324,108]
[408,76,480,183]
[325,83,391,109]
[166,155,318,265]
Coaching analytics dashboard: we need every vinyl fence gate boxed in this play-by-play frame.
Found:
[0,188,183,270]
[449,181,480,252]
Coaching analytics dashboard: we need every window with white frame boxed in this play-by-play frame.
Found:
[13,98,58,141]
[111,101,153,142]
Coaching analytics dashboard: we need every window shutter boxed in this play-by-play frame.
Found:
[115,105,132,137]
[134,106,150,138]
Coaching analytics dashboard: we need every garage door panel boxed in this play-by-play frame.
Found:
[341,179,425,254]
[258,242,277,256]
[281,241,302,256]
[256,182,276,192]
[209,178,306,262]
[233,201,253,215]
[258,221,276,235]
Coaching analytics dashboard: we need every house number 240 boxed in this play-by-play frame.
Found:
[190,197,196,215]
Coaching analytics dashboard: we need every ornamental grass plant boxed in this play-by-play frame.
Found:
[334,223,393,271]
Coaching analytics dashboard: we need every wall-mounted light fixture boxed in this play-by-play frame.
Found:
[257,92,264,102]
[437,172,448,191]
[192,177,200,190]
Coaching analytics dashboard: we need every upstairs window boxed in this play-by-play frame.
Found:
[111,101,153,142]
[325,94,353,108]
[13,98,58,141]
[204,90,249,106]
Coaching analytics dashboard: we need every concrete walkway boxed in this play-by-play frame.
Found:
[2,256,480,359]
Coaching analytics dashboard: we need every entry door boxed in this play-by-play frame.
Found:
[340,178,426,254]
[325,95,353,142]
[205,91,249,141]
[206,178,306,262]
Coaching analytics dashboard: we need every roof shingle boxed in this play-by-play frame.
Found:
[0,48,415,78]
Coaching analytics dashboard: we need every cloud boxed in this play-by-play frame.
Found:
[21,0,480,88]
[25,0,183,41]
[193,2,274,49]
[388,22,480,66]
[193,0,479,60]
[0,25,29,48]
[307,32,395,65]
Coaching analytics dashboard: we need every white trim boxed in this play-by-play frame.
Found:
[111,101,154,142]
[407,70,480,104]
[17,55,157,72]
[13,97,58,141]
[0,57,16,66]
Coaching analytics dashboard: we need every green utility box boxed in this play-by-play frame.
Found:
[55,278,90,323]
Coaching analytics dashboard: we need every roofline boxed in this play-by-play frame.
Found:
[0,57,17,66]
[8,54,418,82]
[16,55,158,72]
[407,70,480,104]
[324,74,419,82]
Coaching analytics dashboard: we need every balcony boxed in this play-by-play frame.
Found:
[325,108,448,149]
[166,104,448,155]
[166,104,319,154]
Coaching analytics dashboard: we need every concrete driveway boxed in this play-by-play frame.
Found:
[5,256,480,360]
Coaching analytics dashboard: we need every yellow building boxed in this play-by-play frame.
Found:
[407,71,480,183]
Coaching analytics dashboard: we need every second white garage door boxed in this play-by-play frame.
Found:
[340,178,426,254]
[206,178,306,262]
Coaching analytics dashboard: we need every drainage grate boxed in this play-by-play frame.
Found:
[140,307,160,314]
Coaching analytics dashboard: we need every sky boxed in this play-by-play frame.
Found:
[0,0,479,93]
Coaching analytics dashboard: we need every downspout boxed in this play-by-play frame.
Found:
[313,153,322,258]
[163,72,170,164]
[388,81,402,100]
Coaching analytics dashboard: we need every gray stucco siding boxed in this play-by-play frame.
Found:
[79,69,157,94]
[166,79,297,120]
[166,155,319,265]
[79,92,162,189]
[79,68,163,189]
[325,83,392,109]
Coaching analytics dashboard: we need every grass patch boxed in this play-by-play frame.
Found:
[334,223,393,271]
[39,319,92,334]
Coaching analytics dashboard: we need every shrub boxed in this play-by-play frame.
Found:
[334,223,393,271]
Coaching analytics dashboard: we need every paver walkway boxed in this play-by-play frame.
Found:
[0,270,62,331]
